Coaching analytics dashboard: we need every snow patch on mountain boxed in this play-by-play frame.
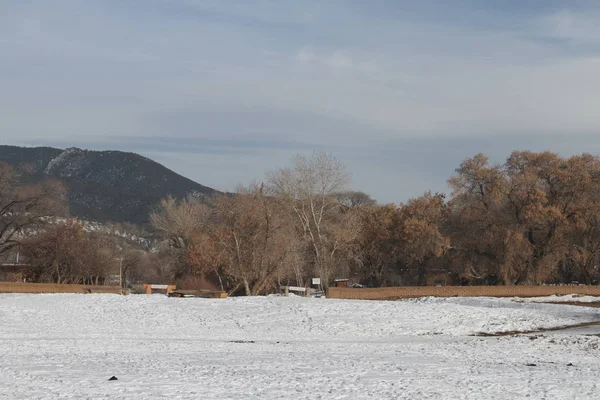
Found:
[44,147,87,177]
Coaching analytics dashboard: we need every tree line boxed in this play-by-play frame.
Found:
[3,150,600,292]
[148,150,600,293]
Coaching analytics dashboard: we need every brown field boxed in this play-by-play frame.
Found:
[0,282,126,294]
[327,285,600,300]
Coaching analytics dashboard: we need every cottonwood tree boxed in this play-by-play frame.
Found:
[496,152,600,283]
[149,196,212,283]
[569,200,600,284]
[446,154,513,283]
[501,151,567,282]
[0,162,66,256]
[149,196,210,250]
[545,154,600,283]
[353,194,448,286]
[267,152,352,287]
[23,219,115,284]
[186,230,228,290]
[326,204,363,282]
[353,204,402,286]
[396,192,448,284]
[211,185,297,295]
[150,186,300,294]
[445,151,600,284]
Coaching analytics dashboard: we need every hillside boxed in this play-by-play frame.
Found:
[0,145,217,224]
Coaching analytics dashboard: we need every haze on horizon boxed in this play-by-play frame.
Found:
[2,0,600,203]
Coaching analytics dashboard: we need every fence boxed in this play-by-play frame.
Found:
[327,285,600,301]
[0,282,127,294]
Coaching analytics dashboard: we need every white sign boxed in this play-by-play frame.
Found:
[287,286,307,292]
[312,278,321,285]
[150,284,169,289]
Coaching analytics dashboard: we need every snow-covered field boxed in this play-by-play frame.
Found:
[516,293,600,303]
[1,294,600,399]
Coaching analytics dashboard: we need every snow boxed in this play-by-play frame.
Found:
[44,147,85,177]
[1,294,600,399]
[515,294,600,303]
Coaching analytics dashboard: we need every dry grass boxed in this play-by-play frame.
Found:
[327,285,600,301]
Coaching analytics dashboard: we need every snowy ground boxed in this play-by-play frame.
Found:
[515,293,600,303]
[1,294,600,399]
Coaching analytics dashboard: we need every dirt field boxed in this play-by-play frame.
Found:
[327,285,600,300]
[0,282,124,294]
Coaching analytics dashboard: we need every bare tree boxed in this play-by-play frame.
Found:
[0,162,66,256]
[334,191,377,208]
[267,152,352,287]
[353,204,402,286]
[396,193,448,284]
[149,196,210,249]
[211,184,297,295]
[23,219,115,284]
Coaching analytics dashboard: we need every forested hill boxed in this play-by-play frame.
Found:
[0,145,217,224]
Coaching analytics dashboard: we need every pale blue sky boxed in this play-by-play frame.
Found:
[3,1,600,202]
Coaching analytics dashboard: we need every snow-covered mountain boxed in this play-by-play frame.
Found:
[0,145,217,224]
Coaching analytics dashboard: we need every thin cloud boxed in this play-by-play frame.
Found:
[3,1,600,203]
[294,47,316,63]
[538,10,600,43]
[324,51,354,69]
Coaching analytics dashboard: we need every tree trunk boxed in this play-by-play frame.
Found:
[243,278,251,296]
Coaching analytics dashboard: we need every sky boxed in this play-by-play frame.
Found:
[3,0,600,203]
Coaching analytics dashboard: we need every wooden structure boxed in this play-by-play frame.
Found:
[0,282,127,294]
[334,279,349,288]
[281,286,310,297]
[143,283,176,295]
[328,285,600,301]
[167,289,227,298]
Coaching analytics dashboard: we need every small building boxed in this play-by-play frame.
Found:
[334,279,349,288]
